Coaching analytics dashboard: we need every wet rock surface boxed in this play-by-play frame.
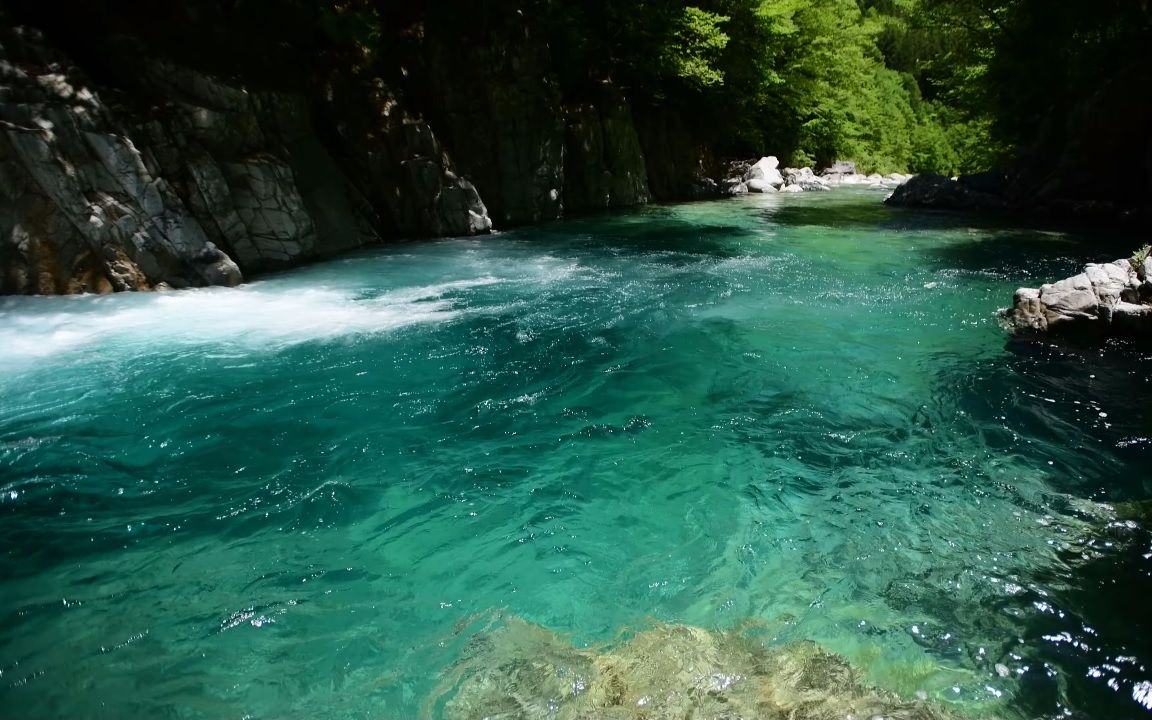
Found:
[433,618,964,720]
[1000,257,1152,337]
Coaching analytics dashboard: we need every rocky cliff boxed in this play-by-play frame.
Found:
[0,23,494,294]
[0,6,720,295]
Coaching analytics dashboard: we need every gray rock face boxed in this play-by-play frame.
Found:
[781,166,831,191]
[723,158,852,194]
[821,160,856,176]
[0,24,494,294]
[745,178,777,193]
[1000,258,1152,336]
[424,15,565,226]
[721,178,748,195]
[743,156,784,190]
[563,87,651,212]
[0,29,243,293]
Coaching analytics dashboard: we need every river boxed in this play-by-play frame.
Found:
[1,190,1149,719]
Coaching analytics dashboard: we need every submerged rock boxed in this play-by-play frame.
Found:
[433,618,963,720]
[999,257,1152,337]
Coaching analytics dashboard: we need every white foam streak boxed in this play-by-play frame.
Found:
[0,275,504,365]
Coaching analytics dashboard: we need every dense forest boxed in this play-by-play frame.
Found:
[7,0,1151,178]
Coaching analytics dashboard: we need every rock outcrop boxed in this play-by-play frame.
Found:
[633,107,722,202]
[563,86,651,212]
[1000,257,1152,337]
[885,66,1152,230]
[744,155,784,191]
[3,10,720,295]
[0,24,492,294]
[821,163,911,188]
[822,160,857,176]
[422,13,565,227]
[886,172,1010,213]
[782,166,831,191]
[0,27,243,293]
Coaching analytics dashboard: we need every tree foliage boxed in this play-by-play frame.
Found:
[531,0,1003,173]
[10,0,1143,177]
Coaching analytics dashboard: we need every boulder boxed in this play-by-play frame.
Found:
[780,183,804,193]
[721,178,748,195]
[723,158,754,181]
[688,174,721,199]
[958,169,1008,195]
[743,156,784,188]
[746,178,778,193]
[825,173,866,186]
[1000,258,1152,337]
[820,160,857,176]
[886,173,1009,212]
[782,166,831,191]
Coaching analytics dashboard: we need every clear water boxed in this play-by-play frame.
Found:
[2,190,1150,719]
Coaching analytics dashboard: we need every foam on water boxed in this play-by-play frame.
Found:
[0,276,515,366]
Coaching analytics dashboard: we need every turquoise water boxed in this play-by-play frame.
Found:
[2,190,1150,719]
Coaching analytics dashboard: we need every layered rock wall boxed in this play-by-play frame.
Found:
[1,25,400,292]
[0,28,244,293]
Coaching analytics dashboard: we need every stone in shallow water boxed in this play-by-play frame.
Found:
[999,258,1152,338]
[433,618,964,720]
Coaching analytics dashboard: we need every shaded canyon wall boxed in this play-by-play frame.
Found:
[0,11,716,295]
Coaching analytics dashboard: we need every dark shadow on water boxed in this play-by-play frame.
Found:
[1022,528,1152,719]
[926,230,1140,278]
[766,195,1145,238]
[764,196,1144,279]
[525,208,755,259]
[930,340,1152,719]
[970,339,1152,500]
[757,196,917,231]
